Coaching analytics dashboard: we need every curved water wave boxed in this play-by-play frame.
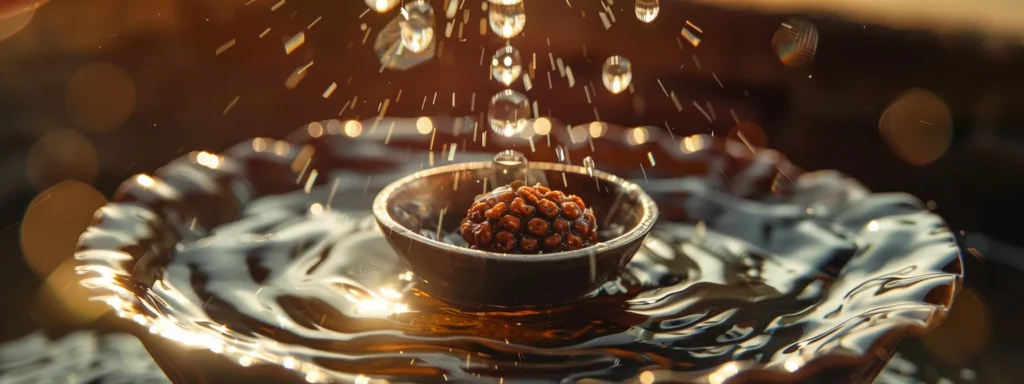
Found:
[77,117,962,383]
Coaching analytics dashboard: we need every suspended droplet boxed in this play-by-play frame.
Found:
[602,56,632,94]
[399,1,435,54]
[582,156,596,177]
[491,45,523,86]
[772,18,819,68]
[488,0,526,39]
[365,0,400,13]
[635,0,659,23]
[488,90,530,137]
[375,2,436,71]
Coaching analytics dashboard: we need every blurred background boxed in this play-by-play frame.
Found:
[0,0,1022,382]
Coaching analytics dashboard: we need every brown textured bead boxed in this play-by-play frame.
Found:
[543,233,562,249]
[495,231,516,252]
[553,218,570,233]
[536,199,559,217]
[566,233,583,250]
[561,202,582,220]
[517,187,542,204]
[496,191,516,204]
[473,222,493,245]
[527,218,548,236]
[462,182,599,253]
[572,220,589,235]
[499,215,521,232]
[460,221,473,243]
[570,196,586,210]
[485,202,508,219]
[544,191,564,201]
[520,236,539,253]
[468,203,488,222]
[510,197,534,216]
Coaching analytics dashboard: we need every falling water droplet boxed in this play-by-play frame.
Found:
[399,1,435,54]
[601,56,632,94]
[488,0,526,39]
[772,18,819,68]
[365,0,400,13]
[634,0,660,23]
[488,90,530,137]
[555,146,565,162]
[491,45,523,86]
[582,156,595,176]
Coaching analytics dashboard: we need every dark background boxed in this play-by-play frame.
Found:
[0,0,1022,382]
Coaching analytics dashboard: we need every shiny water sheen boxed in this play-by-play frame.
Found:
[77,117,962,384]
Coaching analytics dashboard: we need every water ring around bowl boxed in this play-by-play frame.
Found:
[76,117,963,384]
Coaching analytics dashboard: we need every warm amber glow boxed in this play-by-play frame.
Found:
[589,122,607,138]
[344,120,363,137]
[681,136,705,153]
[194,151,221,169]
[66,63,136,133]
[534,118,552,135]
[415,117,433,134]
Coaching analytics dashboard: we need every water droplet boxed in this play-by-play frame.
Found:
[601,56,632,94]
[555,146,565,162]
[635,0,660,23]
[399,1,435,54]
[487,90,530,137]
[365,0,400,13]
[491,45,523,86]
[488,0,526,39]
[772,18,818,68]
[375,4,436,71]
[582,156,595,176]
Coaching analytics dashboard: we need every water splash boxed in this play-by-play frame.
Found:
[488,0,526,39]
[78,118,962,384]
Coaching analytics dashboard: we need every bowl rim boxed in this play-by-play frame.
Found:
[372,160,659,261]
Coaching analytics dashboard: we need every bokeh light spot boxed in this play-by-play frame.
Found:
[66,62,137,133]
[344,120,363,137]
[879,88,953,166]
[20,180,107,277]
[922,286,990,365]
[25,129,99,190]
[415,117,433,134]
[0,5,35,42]
[34,258,111,326]
[534,118,552,136]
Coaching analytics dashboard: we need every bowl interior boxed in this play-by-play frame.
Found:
[385,162,647,249]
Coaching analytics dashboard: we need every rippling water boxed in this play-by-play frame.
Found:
[77,117,962,384]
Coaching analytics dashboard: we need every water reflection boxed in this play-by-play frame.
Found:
[77,117,962,383]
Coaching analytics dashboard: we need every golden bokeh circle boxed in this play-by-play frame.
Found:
[65,62,137,133]
[879,88,953,166]
[25,129,99,190]
[20,180,108,277]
